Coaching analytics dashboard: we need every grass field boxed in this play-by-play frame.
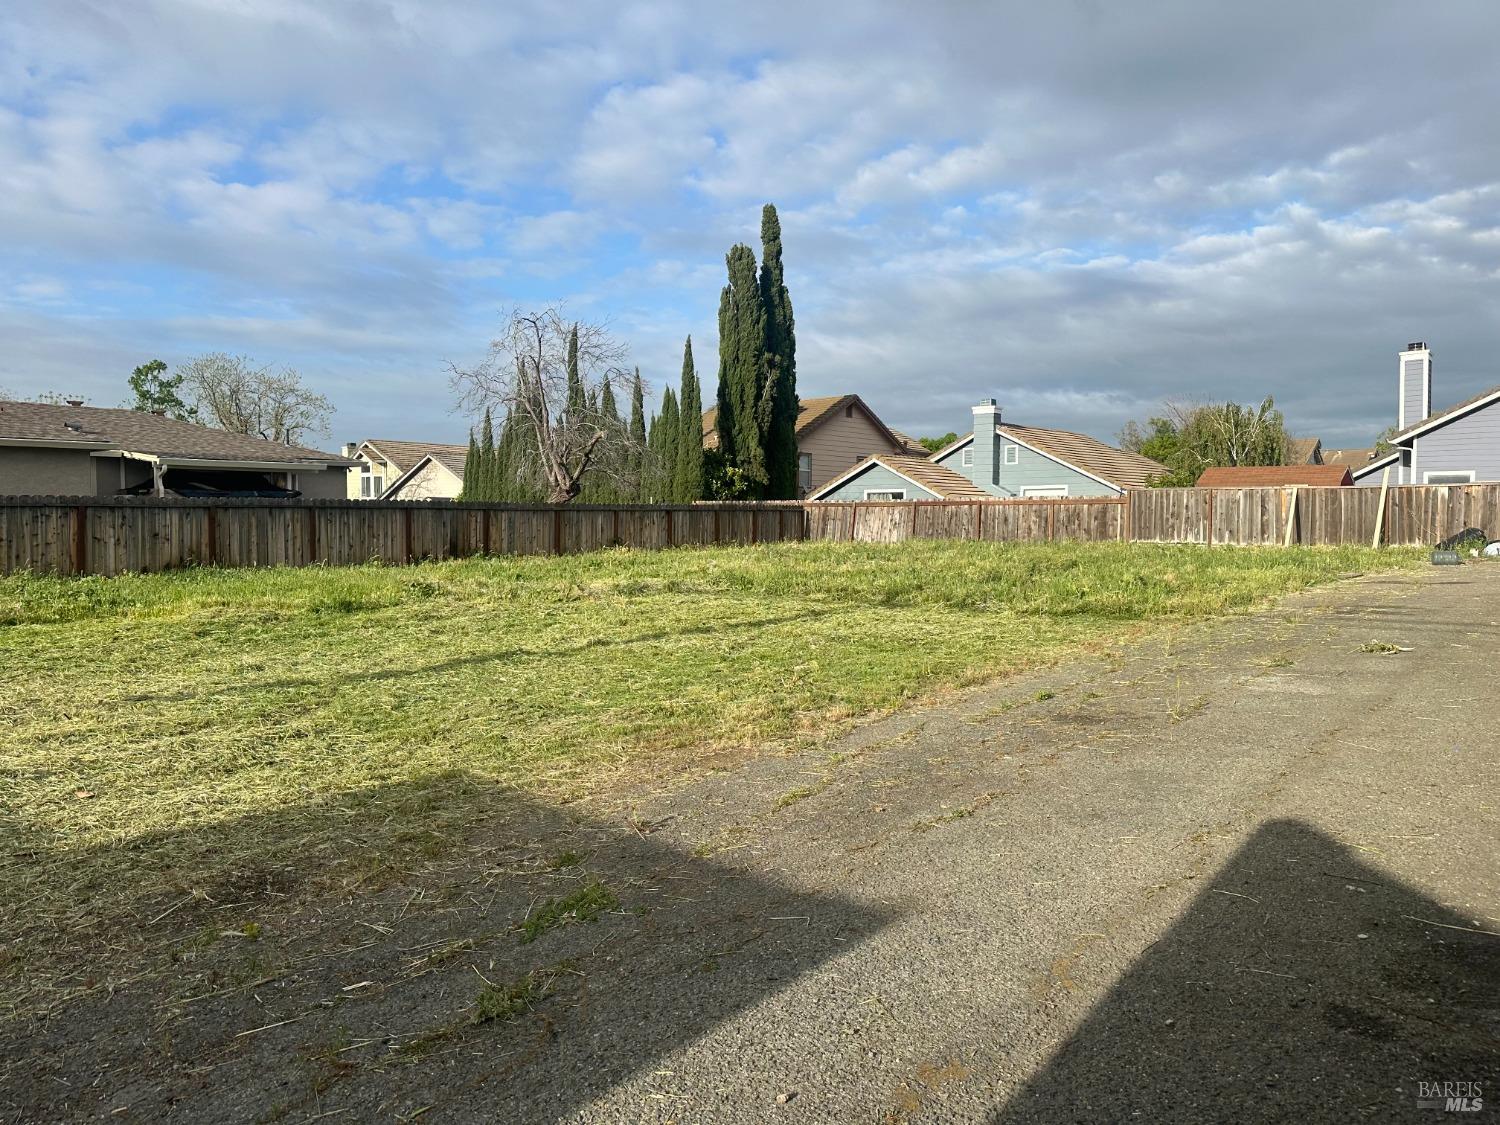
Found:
[0,539,1420,1000]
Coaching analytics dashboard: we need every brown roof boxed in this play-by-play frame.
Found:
[1284,436,1322,464]
[1322,447,1376,466]
[1389,382,1500,442]
[0,399,349,464]
[811,452,989,500]
[360,438,468,475]
[1195,464,1352,487]
[999,424,1166,490]
[702,394,902,452]
[889,430,930,455]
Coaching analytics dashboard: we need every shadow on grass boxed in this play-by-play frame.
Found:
[2,775,897,1123]
[119,606,841,704]
[992,819,1500,1123]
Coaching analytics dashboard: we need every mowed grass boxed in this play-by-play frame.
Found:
[0,539,1418,983]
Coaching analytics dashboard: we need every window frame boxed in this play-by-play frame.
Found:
[360,471,385,499]
[1003,443,1019,465]
[863,488,907,501]
[797,452,812,494]
[961,447,974,467]
[1422,470,1476,484]
[1020,485,1069,498]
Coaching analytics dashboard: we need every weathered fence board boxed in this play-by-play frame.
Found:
[5,484,1500,576]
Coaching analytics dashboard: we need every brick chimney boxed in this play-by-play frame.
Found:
[971,399,1000,486]
[1398,342,1431,430]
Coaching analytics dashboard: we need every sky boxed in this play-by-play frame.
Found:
[3,1,1499,451]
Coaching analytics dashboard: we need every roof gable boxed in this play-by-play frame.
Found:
[807,452,989,500]
[359,438,469,474]
[702,393,902,452]
[1389,383,1500,445]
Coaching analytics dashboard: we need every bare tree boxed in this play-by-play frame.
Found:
[450,308,640,503]
[178,353,334,445]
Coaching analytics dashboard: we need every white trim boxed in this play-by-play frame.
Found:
[1391,385,1500,445]
[1021,485,1070,498]
[1003,443,1019,465]
[998,428,1124,495]
[806,456,941,501]
[1422,469,1476,484]
[930,434,973,461]
[862,488,907,501]
[1350,450,1400,481]
[382,453,464,499]
[961,447,974,467]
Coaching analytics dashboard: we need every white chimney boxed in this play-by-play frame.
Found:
[1398,341,1431,430]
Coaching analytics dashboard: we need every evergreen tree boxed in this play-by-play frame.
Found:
[477,408,496,502]
[714,243,768,495]
[759,204,799,499]
[628,369,647,500]
[650,387,680,503]
[674,336,705,502]
[461,429,479,501]
[564,323,585,423]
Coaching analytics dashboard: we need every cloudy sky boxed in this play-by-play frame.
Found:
[4,1,1498,449]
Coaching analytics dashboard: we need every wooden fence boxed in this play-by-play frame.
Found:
[3,484,1499,576]
[809,484,1500,550]
[0,497,805,577]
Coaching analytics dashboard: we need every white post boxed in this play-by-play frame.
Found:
[1371,467,1391,548]
[1283,486,1299,548]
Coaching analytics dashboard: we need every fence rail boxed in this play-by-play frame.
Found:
[1,484,1496,576]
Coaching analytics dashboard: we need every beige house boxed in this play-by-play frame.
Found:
[702,394,920,498]
[0,399,354,498]
[344,439,468,499]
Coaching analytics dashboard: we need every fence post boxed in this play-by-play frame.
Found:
[749,508,757,544]
[1371,468,1391,548]
[482,507,492,556]
[847,504,856,541]
[553,507,564,555]
[1047,502,1055,541]
[1204,488,1215,546]
[666,507,674,547]
[307,505,318,564]
[404,506,415,563]
[975,502,983,540]
[72,503,88,575]
[713,507,721,545]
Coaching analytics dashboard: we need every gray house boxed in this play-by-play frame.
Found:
[1352,343,1500,486]
[810,400,1163,501]
[0,399,355,498]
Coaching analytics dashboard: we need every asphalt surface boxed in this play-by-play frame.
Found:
[5,564,1498,1123]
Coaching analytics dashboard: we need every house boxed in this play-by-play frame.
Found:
[702,393,914,498]
[1352,342,1500,486]
[1322,447,1377,469]
[344,439,468,499]
[1284,436,1323,464]
[806,453,990,502]
[382,446,468,500]
[1196,465,1352,487]
[810,399,1164,501]
[0,399,354,498]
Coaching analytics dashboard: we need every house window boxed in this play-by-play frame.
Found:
[1003,444,1019,465]
[360,471,384,498]
[864,489,906,501]
[961,447,974,467]
[798,452,812,495]
[1021,485,1069,498]
[1423,470,1475,484]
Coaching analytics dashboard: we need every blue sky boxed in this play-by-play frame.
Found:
[3,0,1499,450]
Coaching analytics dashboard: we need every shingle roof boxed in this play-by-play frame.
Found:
[1195,464,1353,487]
[702,394,900,451]
[1284,436,1322,464]
[1389,383,1500,443]
[0,399,349,464]
[810,452,990,500]
[889,430,930,455]
[1322,447,1377,467]
[999,424,1166,490]
[359,439,469,475]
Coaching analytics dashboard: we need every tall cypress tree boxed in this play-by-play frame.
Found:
[715,243,768,495]
[675,336,705,502]
[628,369,647,500]
[461,428,479,501]
[759,203,799,499]
[477,408,496,502]
[655,387,680,503]
[564,323,584,424]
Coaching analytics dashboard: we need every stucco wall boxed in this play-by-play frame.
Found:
[935,437,1118,497]
[813,462,939,501]
[799,409,900,495]
[385,460,462,500]
[0,446,100,496]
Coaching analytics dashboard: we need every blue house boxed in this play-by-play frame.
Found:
[810,400,1163,501]
[1353,342,1500,486]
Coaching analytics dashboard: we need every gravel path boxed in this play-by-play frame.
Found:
[6,565,1498,1123]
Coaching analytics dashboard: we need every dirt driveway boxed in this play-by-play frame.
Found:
[5,565,1498,1123]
